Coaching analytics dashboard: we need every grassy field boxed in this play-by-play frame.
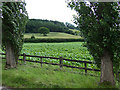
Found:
[2,42,120,88]
[2,60,98,88]
[24,32,82,39]
[2,60,120,88]
[69,29,80,33]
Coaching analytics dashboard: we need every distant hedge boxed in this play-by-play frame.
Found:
[24,38,84,43]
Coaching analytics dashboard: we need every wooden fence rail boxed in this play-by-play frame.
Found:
[1,53,120,75]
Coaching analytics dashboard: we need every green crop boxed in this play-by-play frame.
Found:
[21,42,99,70]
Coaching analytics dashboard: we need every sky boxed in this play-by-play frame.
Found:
[25,0,77,25]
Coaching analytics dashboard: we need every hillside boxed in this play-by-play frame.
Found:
[25,19,78,33]
[24,32,82,39]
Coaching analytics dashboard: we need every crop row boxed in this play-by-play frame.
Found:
[20,42,98,69]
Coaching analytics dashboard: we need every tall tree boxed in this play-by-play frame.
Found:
[2,2,28,68]
[67,1,120,85]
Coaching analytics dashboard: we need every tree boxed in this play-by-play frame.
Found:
[25,19,69,33]
[2,2,28,68]
[67,1,120,85]
[65,22,78,29]
[38,27,50,36]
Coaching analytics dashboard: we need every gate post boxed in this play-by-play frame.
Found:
[59,57,63,69]
[40,57,42,67]
[84,62,87,75]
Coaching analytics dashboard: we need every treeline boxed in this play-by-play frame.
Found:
[25,19,78,33]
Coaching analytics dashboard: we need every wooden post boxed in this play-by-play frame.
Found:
[40,57,42,67]
[84,62,87,75]
[59,57,63,69]
[23,53,26,64]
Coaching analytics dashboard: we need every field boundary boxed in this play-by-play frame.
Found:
[24,38,84,43]
[1,53,120,75]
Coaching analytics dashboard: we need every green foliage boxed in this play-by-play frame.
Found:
[67,1,120,70]
[65,22,78,29]
[99,81,113,86]
[24,38,84,43]
[64,29,75,35]
[82,42,87,47]
[64,29,80,35]
[2,2,28,60]
[26,19,69,33]
[38,27,50,36]
[20,42,96,69]
[31,35,35,39]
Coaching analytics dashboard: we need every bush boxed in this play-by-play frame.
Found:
[31,35,35,39]
[24,38,84,43]
[64,29,81,36]
[82,42,87,47]
[64,30,74,35]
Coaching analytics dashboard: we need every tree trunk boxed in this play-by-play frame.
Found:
[100,49,115,85]
[5,43,16,68]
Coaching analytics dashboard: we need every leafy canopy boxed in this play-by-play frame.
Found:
[2,2,28,59]
[67,1,120,70]
[26,19,69,33]
[38,27,50,36]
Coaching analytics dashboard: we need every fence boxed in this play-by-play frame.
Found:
[1,53,120,76]
[1,53,100,74]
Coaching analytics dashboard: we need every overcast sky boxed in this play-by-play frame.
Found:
[25,0,77,25]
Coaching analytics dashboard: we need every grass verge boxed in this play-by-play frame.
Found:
[2,60,120,89]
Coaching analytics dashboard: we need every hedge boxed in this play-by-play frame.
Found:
[24,38,84,43]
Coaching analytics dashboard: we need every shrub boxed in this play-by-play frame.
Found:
[31,35,35,39]
[64,30,74,35]
[24,38,84,43]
